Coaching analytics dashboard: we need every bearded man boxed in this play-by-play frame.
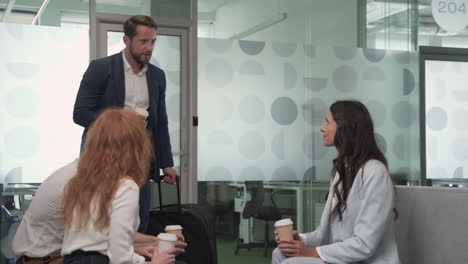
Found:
[72,15,177,233]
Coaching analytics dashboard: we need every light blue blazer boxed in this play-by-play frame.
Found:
[303,160,400,264]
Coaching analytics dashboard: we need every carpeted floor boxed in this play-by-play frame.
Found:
[216,237,274,264]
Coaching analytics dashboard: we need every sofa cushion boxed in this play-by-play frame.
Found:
[395,186,468,264]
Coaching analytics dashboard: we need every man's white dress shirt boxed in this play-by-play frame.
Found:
[122,52,150,119]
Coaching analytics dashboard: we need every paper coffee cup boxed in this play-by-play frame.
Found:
[165,225,183,235]
[157,233,177,253]
[275,218,293,240]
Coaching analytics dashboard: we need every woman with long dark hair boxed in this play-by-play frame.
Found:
[61,108,177,264]
[272,100,400,264]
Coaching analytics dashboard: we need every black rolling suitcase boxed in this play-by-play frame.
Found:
[147,176,217,264]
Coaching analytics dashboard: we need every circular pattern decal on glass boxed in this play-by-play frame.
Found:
[303,166,317,181]
[403,69,416,95]
[453,167,464,178]
[3,167,23,183]
[391,102,416,128]
[303,77,328,91]
[272,166,298,181]
[271,97,298,125]
[240,166,265,181]
[4,86,40,119]
[302,132,328,160]
[272,42,297,57]
[392,51,411,65]
[284,63,297,90]
[362,48,386,63]
[272,132,285,160]
[6,62,40,80]
[366,100,386,127]
[426,107,448,131]
[333,46,357,61]
[303,44,316,58]
[332,65,358,92]
[239,96,265,124]
[238,131,265,160]
[4,126,40,159]
[302,98,328,126]
[6,23,24,40]
[239,40,265,55]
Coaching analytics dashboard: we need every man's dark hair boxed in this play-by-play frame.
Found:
[123,15,158,38]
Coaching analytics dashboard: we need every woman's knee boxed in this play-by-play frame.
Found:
[281,257,324,264]
[271,247,286,264]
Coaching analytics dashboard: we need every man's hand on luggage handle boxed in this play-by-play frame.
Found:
[162,167,177,184]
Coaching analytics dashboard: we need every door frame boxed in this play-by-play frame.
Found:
[89,5,198,203]
[419,46,468,185]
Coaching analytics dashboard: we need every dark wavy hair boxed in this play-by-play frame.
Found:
[330,100,388,221]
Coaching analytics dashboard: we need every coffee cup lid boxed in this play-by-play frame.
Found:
[165,225,183,231]
[157,233,178,241]
[275,218,293,227]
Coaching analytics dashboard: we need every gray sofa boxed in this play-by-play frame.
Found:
[395,186,468,264]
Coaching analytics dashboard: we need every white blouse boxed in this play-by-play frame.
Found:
[12,159,78,258]
[61,179,145,264]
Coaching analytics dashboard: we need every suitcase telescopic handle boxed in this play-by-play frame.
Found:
[157,175,182,212]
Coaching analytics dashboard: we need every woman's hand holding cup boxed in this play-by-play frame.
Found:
[150,248,177,264]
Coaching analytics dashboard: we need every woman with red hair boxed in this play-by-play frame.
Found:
[61,108,176,264]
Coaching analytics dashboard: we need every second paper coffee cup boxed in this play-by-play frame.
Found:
[165,225,183,235]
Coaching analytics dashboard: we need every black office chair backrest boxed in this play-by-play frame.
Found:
[242,181,265,219]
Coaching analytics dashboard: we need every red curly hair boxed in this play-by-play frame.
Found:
[63,108,153,231]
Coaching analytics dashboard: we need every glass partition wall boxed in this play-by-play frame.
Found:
[197,38,419,263]
[365,0,468,50]
[0,1,90,262]
[197,1,419,263]
[1,0,467,263]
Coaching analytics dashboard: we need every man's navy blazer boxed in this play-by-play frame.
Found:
[73,52,174,178]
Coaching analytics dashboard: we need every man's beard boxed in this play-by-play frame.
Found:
[130,45,151,66]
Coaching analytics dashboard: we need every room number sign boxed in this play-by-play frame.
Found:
[432,0,468,32]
